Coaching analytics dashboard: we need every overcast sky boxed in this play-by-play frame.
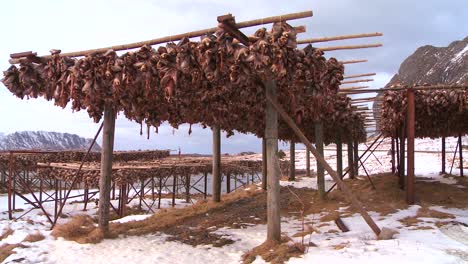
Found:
[0,0,466,154]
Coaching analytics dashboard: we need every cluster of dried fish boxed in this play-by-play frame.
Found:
[379,89,468,138]
[2,22,359,142]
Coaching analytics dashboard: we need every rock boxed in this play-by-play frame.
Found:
[377,227,399,240]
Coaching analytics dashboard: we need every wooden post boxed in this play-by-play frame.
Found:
[406,89,415,204]
[98,104,116,236]
[264,78,281,242]
[289,140,296,181]
[459,134,464,177]
[306,146,311,177]
[315,122,325,199]
[336,131,343,178]
[399,125,406,189]
[353,140,359,176]
[347,139,355,179]
[212,125,221,202]
[262,138,267,190]
[441,136,446,174]
[226,172,231,193]
[391,137,396,174]
[264,93,381,236]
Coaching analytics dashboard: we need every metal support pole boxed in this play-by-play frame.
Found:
[262,138,267,190]
[98,104,116,236]
[399,124,406,189]
[212,125,221,202]
[406,89,415,204]
[459,134,464,177]
[289,140,296,181]
[353,140,359,176]
[306,146,311,177]
[441,136,446,174]
[264,78,281,242]
[315,122,325,199]
[347,139,355,179]
[391,137,396,174]
[336,131,343,178]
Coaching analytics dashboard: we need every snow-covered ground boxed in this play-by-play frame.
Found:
[0,137,467,263]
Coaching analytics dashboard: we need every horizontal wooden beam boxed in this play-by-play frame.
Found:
[340,86,370,91]
[318,43,382,52]
[343,73,376,79]
[9,10,313,64]
[341,78,374,85]
[339,59,368,64]
[298,32,382,44]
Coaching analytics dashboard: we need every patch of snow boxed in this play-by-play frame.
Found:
[111,214,152,223]
[451,43,468,63]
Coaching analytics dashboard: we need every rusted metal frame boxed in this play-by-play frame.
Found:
[364,142,383,165]
[459,134,464,177]
[265,92,382,236]
[51,122,104,229]
[13,172,54,224]
[326,134,384,194]
[449,139,459,175]
[406,88,415,204]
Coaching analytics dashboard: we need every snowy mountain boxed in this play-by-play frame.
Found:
[386,36,468,86]
[0,131,101,151]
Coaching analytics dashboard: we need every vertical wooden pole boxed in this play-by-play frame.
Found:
[347,139,355,179]
[441,136,446,174]
[212,125,221,202]
[406,89,415,204]
[353,140,359,177]
[262,138,267,190]
[391,137,396,174]
[399,125,406,189]
[336,131,343,179]
[459,134,464,177]
[315,121,325,199]
[289,140,296,181]
[98,104,116,236]
[264,78,281,242]
[306,146,311,177]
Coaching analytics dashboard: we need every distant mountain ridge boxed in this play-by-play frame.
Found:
[386,36,468,86]
[0,131,101,152]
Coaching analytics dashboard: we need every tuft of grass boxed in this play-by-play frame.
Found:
[22,232,45,243]
[51,215,103,244]
[0,243,27,263]
[242,237,305,264]
[0,228,14,241]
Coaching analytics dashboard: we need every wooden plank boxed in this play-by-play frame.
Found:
[340,59,368,64]
[343,73,376,79]
[353,140,359,176]
[212,125,221,202]
[264,93,381,236]
[98,104,116,236]
[264,78,281,242]
[306,146,311,177]
[341,78,374,85]
[347,140,355,179]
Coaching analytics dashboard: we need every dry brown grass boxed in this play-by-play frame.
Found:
[0,243,27,263]
[110,185,262,236]
[0,228,14,241]
[51,215,103,244]
[22,232,45,243]
[399,207,455,227]
[242,237,305,264]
